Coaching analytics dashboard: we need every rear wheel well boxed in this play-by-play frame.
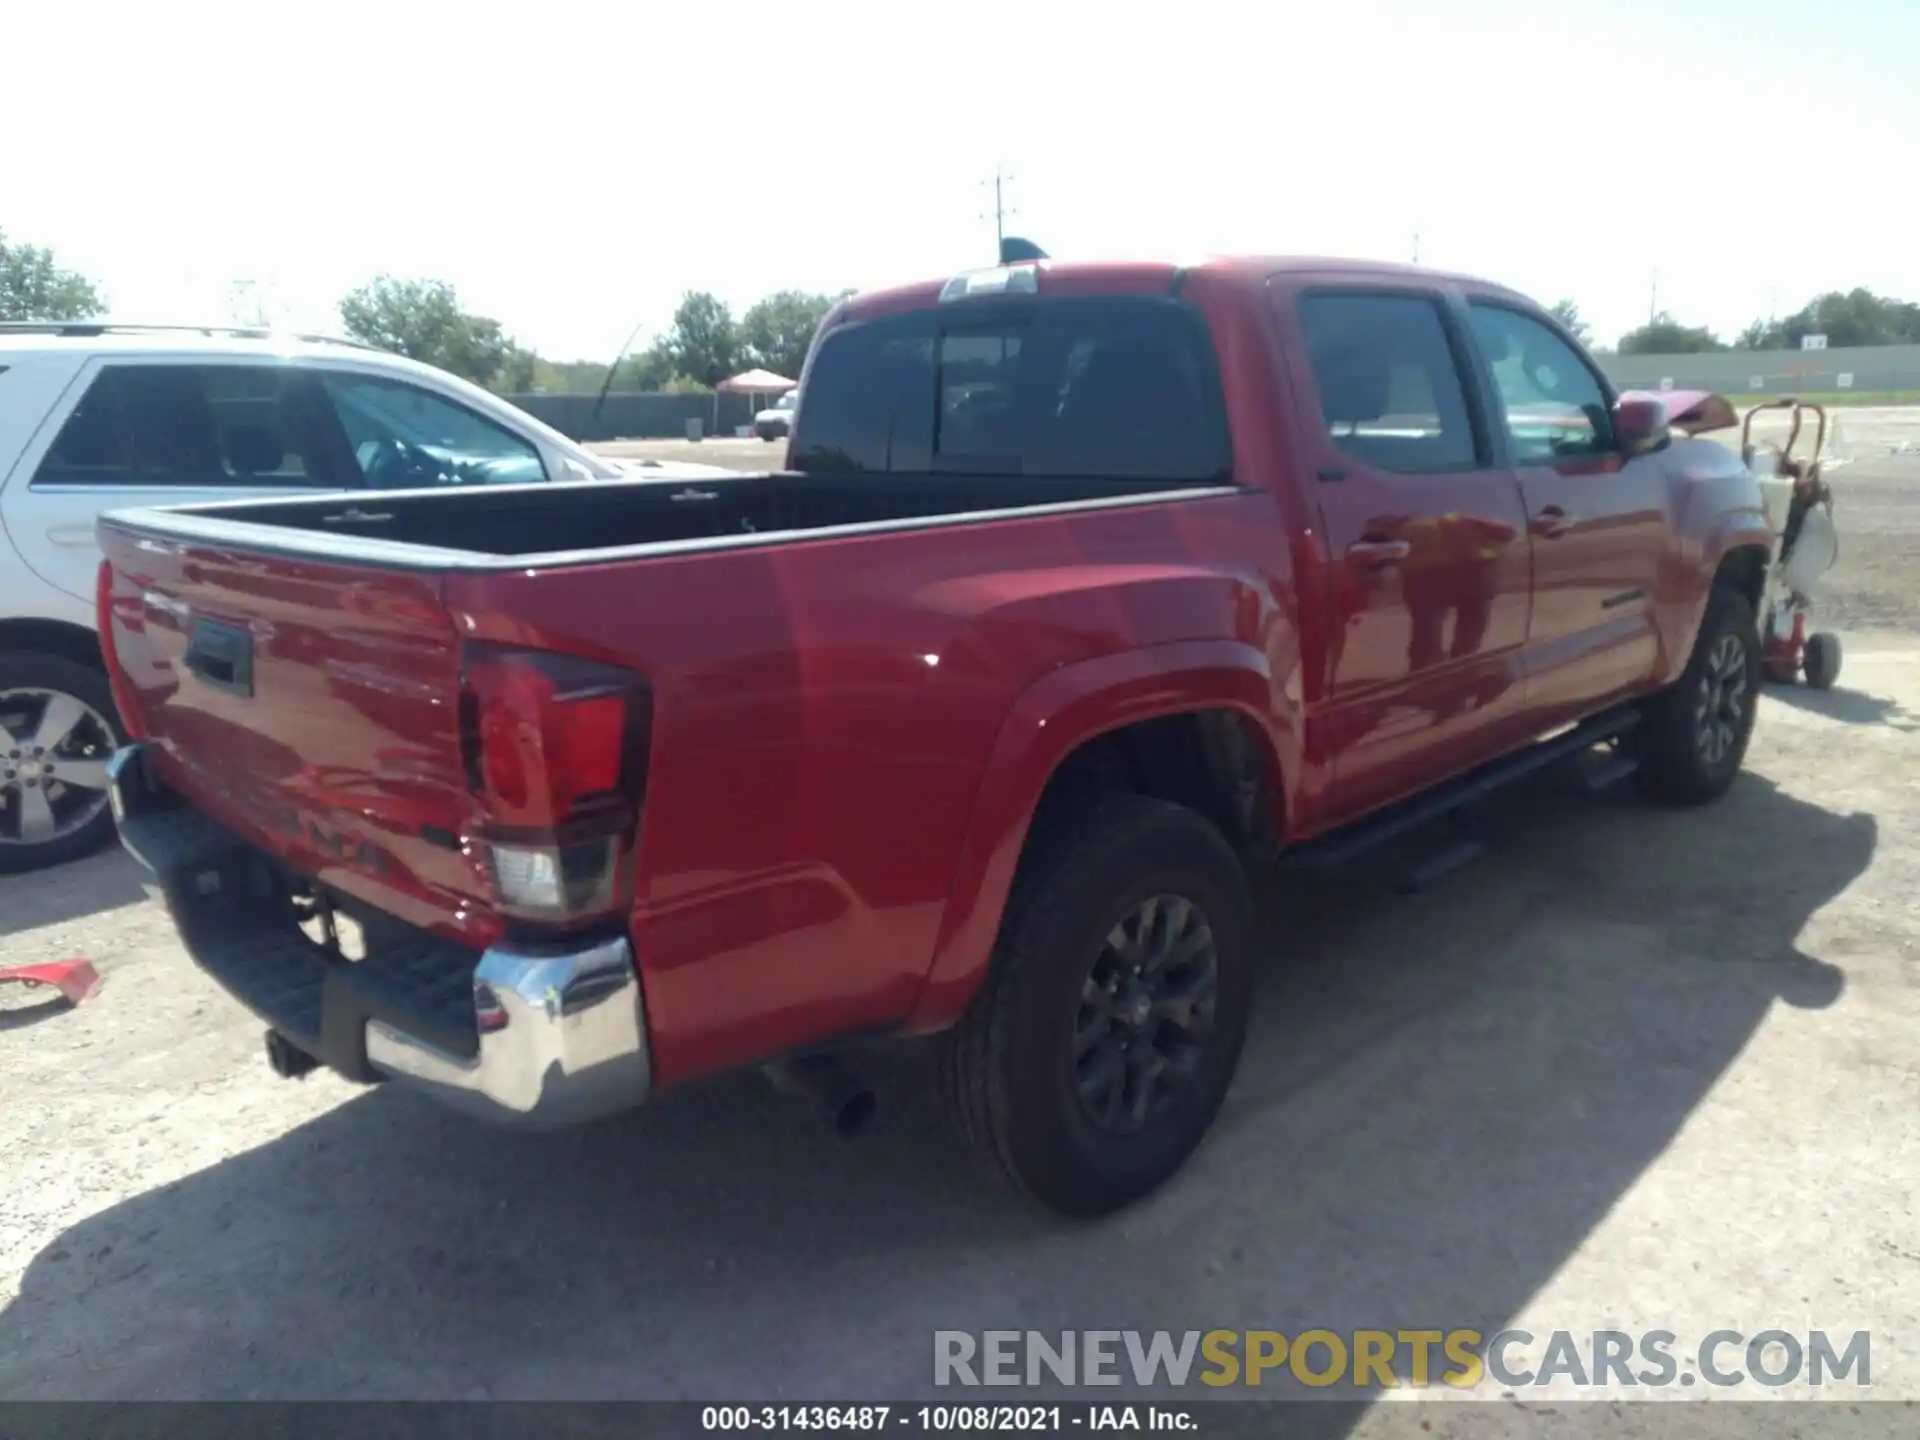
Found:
[1029,710,1283,867]
[0,619,103,672]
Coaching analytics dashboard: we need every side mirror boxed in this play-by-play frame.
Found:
[1613,396,1670,458]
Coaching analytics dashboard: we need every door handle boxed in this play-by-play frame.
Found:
[1346,538,1411,567]
[1531,505,1572,539]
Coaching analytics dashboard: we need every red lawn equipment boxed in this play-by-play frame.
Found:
[1742,399,1843,690]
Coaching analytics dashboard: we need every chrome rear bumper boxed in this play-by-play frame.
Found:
[108,742,651,1128]
[364,934,650,1127]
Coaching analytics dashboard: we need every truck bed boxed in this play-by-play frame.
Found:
[96,463,1255,1086]
[102,470,1214,569]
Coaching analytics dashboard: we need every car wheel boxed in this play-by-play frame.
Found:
[1633,584,1760,807]
[1802,632,1842,691]
[0,652,126,874]
[939,794,1253,1217]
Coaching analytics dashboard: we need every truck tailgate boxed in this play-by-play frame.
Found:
[98,529,491,943]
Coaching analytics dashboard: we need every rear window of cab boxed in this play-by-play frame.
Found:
[790,296,1231,484]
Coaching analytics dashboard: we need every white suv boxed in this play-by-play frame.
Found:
[0,322,727,873]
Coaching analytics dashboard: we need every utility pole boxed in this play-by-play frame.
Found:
[1411,232,1420,264]
[1649,269,1660,325]
[981,165,1016,257]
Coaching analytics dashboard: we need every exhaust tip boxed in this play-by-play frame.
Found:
[764,1055,877,1139]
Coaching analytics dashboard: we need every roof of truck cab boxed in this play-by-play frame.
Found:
[1196,254,1518,289]
[837,255,1527,323]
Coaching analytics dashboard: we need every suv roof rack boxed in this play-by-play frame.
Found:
[0,320,381,351]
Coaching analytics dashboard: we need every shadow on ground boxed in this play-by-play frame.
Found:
[0,992,78,1034]
[0,848,150,941]
[0,769,1874,1410]
[1765,679,1920,732]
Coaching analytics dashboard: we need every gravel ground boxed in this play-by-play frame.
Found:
[2,430,1918,1423]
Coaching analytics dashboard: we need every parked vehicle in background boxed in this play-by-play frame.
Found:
[755,391,798,440]
[99,256,1770,1215]
[0,322,728,873]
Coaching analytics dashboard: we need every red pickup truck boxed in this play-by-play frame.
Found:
[97,256,1771,1216]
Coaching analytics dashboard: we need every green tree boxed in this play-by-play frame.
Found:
[663,291,739,388]
[338,276,515,387]
[1738,287,1920,350]
[622,338,681,391]
[1548,299,1592,346]
[1615,313,1727,356]
[498,343,540,394]
[0,230,105,322]
[739,290,838,379]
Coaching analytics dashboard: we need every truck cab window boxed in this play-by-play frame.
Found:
[790,297,1229,484]
[320,374,547,489]
[1466,304,1613,464]
[1297,293,1478,473]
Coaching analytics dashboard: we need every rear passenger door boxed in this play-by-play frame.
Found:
[1274,281,1534,825]
[9,360,363,607]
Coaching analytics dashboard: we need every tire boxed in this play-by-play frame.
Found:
[1633,585,1761,807]
[0,651,126,874]
[939,794,1254,1217]
[1802,632,1842,691]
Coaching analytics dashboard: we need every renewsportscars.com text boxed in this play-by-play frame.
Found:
[933,1329,1872,1390]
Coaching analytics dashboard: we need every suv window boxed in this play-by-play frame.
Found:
[1467,303,1613,464]
[789,297,1229,483]
[31,365,357,490]
[319,374,547,488]
[1296,292,1479,474]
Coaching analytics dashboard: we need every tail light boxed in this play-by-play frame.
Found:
[95,561,148,740]
[458,644,652,927]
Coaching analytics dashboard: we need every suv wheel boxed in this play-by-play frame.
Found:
[1634,584,1761,806]
[940,795,1254,1217]
[0,653,125,873]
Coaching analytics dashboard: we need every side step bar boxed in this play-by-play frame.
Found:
[1278,706,1642,875]
[1576,747,1641,795]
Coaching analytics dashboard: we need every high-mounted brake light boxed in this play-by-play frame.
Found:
[939,264,1041,302]
[460,645,652,927]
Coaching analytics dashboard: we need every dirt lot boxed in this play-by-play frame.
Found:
[596,432,789,472]
[2,422,1917,1422]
